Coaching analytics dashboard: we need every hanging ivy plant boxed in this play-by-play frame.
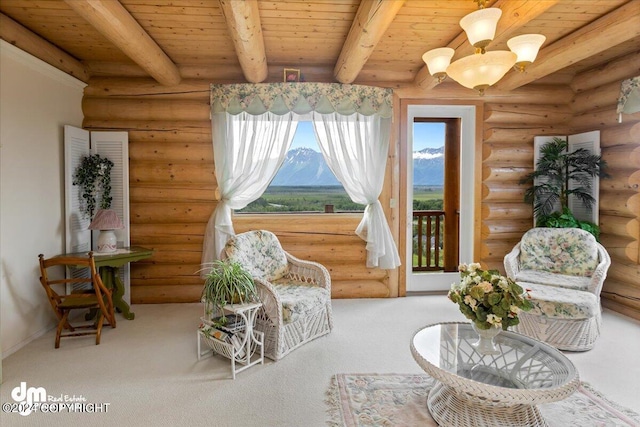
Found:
[72,154,114,219]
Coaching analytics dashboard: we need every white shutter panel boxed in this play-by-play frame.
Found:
[64,125,91,291]
[568,131,600,224]
[532,136,566,225]
[91,132,131,304]
[64,125,91,253]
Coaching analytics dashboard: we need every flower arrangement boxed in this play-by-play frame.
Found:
[448,263,532,331]
[72,154,114,220]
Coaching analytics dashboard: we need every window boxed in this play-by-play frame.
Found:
[239,122,362,213]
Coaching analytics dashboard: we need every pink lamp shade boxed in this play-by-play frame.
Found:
[89,209,124,231]
[89,209,123,253]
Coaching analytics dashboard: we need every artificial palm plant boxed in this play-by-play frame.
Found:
[520,137,608,238]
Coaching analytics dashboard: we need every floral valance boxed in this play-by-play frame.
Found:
[617,76,640,122]
[210,83,393,118]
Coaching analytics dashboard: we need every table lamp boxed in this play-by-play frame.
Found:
[89,209,124,253]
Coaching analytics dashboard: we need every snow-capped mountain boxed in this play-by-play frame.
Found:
[270,146,444,186]
[413,147,444,185]
[270,148,340,186]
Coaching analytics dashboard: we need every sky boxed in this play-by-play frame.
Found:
[289,121,445,151]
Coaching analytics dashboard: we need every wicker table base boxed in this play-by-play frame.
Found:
[428,382,547,427]
[411,323,579,427]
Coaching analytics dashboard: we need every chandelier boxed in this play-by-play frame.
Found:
[422,0,545,95]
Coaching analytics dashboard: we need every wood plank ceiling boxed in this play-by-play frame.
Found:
[1,0,639,89]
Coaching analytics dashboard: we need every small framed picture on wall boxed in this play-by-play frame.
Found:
[284,68,300,82]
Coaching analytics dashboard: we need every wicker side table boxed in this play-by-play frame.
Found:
[197,302,264,379]
[411,322,580,427]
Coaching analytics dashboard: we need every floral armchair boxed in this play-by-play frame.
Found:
[504,227,610,351]
[223,230,333,360]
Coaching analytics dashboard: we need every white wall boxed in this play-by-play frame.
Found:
[0,41,85,360]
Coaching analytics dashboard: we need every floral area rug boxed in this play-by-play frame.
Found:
[325,373,640,427]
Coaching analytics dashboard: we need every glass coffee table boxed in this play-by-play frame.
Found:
[411,322,580,427]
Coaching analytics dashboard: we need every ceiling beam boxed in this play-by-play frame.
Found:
[0,13,90,82]
[496,0,640,91]
[414,0,558,90]
[64,0,181,86]
[334,0,406,84]
[218,0,268,83]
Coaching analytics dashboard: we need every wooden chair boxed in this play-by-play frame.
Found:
[38,252,116,348]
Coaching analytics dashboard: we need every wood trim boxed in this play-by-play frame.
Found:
[444,118,461,271]
[218,0,268,83]
[63,0,181,86]
[0,13,90,82]
[497,1,640,91]
[334,0,405,84]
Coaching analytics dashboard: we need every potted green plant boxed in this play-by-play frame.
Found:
[520,137,608,239]
[72,154,114,219]
[448,263,532,354]
[200,260,258,326]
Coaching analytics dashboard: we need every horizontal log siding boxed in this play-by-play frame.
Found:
[569,50,640,320]
[234,215,390,298]
[82,78,392,302]
[481,99,570,271]
[83,80,213,303]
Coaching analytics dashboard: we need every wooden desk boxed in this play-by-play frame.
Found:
[59,246,154,320]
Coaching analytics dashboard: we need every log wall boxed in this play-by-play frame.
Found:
[480,102,570,271]
[82,67,640,321]
[82,77,392,302]
[569,51,640,320]
[83,78,213,303]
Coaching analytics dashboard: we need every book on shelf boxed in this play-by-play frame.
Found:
[212,314,245,332]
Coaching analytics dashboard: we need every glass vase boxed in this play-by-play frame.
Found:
[471,323,501,355]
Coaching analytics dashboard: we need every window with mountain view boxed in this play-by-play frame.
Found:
[239,122,361,213]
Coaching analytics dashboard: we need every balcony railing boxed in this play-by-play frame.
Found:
[413,210,445,272]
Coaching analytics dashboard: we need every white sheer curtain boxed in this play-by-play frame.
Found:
[312,112,400,269]
[201,111,297,266]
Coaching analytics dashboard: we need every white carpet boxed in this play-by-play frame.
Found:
[1,296,639,426]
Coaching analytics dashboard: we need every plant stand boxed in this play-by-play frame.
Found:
[197,302,264,379]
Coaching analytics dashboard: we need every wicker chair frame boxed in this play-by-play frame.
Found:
[504,231,611,351]
[226,232,333,361]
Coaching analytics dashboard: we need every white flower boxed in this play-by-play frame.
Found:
[487,314,502,327]
[464,295,477,310]
[478,281,493,293]
[508,305,521,318]
[468,263,481,272]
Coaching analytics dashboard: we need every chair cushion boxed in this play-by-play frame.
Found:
[520,282,599,320]
[59,295,99,309]
[225,230,289,281]
[515,269,591,291]
[519,228,599,276]
[271,279,330,324]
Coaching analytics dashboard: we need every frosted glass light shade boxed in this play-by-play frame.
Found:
[507,34,546,71]
[446,50,517,94]
[422,48,455,79]
[459,8,502,50]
